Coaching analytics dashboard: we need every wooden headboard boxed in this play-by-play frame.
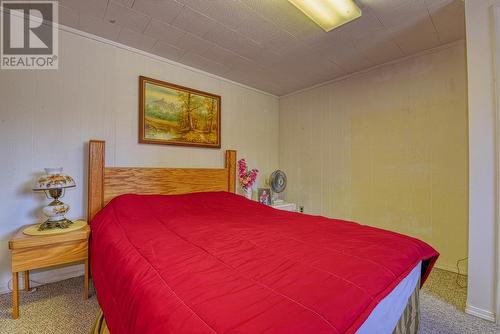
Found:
[87,140,236,221]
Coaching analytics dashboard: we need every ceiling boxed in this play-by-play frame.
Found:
[57,0,466,96]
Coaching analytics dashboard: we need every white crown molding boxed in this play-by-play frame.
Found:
[281,39,466,99]
[465,304,496,322]
[46,20,279,99]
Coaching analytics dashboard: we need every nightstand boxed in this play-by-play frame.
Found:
[8,222,90,319]
[271,202,297,212]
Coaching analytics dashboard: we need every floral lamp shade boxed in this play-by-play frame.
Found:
[33,168,76,190]
[32,168,76,230]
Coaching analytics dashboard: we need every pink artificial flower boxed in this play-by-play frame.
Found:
[237,158,259,190]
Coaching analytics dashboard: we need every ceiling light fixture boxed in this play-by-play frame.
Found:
[288,0,362,32]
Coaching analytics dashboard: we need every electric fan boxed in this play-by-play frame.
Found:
[269,170,287,204]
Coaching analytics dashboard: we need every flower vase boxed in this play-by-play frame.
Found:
[244,187,252,200]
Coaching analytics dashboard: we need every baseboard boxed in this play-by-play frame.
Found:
[0,265,84,295]
[433,262,467,275]
[465,304,496,322]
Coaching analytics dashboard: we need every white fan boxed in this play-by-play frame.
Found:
[269,170,287,204]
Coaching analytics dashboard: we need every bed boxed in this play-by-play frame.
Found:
[87,140,438,334]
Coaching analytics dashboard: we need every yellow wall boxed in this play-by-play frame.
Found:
[279,42,468,273]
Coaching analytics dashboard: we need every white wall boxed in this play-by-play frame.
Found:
[465,0,499,322]
[0,28,279,293]
[494,5,500,325]
[279,42,468,275]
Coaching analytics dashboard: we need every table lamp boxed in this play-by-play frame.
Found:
[33,168,76,230]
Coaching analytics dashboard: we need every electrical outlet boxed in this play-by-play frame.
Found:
[299,206,304,213]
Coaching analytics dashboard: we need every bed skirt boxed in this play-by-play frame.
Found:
[91,311,109,334]
[91,284,420,334]
[393,280,420,334]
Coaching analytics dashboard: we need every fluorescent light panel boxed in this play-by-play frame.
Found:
[288,0,362,32]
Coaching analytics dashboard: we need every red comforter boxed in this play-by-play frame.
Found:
[90,192,438,334]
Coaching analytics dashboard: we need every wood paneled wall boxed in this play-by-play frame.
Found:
[279,42,468,273]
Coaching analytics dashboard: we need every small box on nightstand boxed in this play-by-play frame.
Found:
[271,202,297,212]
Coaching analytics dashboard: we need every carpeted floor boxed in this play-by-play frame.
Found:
[420,268,499,334]
[423,267,468,311]
[0,269,498,333]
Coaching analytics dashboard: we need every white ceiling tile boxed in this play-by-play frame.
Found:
[144,19,185,45]
[298,27,343,47]
[254,49,284,67]
[307,28,351,48]
[268,50,321,77]
[181,52,230,76]
[337,57,372,74]
[58,0,108,18]
[236,14,277,44]
[343,5,385,40]
[389,16,440,55]
[114,0,134,7]
[53,0,467,95]
[353,31,405,67]
[171,6,218,37]
[424,0,454,8]
[362,44,404,68]
[58,4,79,27]
[224,66,273,89]
[310,34,372,73]
[105,1,151,33]
[175,32,215,54]
[364,0,429,28]
[225,54,255,71]
[132,0,184,24]
[201,45,247,68]
[118,28,157,51]
[361,0,416,11]
[237,14,298,50]
[232,42,263,60]
[204,24,262,59]
[151,41,186,61]
[313,61,348,82]
[200,62,232,77]
[203,0,252,29]
[428,0,465,44]
[260,33,299,55]
[176,0,215,12]
[240,0,320,38]
[79,14,122,40]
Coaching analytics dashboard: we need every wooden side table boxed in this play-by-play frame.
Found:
[8,223,90,319]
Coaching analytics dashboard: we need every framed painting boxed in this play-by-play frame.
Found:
[139,76,221,148]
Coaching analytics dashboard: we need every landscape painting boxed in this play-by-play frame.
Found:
[139,76,221,148]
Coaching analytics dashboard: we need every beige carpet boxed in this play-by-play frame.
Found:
[0,277,99,334]
[0,269,498,334]
[423,267,468,311]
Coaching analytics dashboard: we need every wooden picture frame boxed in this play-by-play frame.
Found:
[257,188,272,205]
[139,76,221,148]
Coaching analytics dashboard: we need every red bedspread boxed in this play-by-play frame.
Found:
[90,192,438,334]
